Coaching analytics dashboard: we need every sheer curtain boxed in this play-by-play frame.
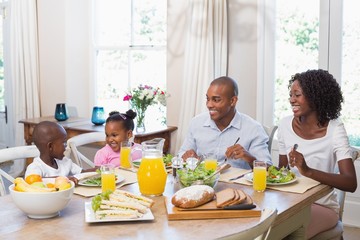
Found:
[175,0,228,152]
[9,0,41,176]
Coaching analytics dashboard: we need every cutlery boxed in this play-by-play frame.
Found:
[229,171,252,181]
[223,204,256,210]
[192,164,231,185]
[284,143,298,175]
[224,137,240,162]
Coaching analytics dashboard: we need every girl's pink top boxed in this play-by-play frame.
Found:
[94,143,142,167]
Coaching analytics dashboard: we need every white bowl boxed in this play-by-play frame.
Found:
[9,178,75,219]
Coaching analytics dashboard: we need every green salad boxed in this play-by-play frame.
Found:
[177,164,217,187]
[266,166,296,183]
[163,153,173,167]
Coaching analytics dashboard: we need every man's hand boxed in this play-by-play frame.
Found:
[181,149,198,161]
[225,144,255,164]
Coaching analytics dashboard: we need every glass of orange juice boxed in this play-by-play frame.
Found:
[253,160,267,192]
[101,165,116,193]
[204,153,218,171]
[120,141,132,168]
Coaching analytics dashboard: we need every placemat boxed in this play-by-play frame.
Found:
[74,169,138,197]
[220,167,321,194]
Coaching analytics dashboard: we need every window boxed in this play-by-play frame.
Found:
[273,0,319,123]
[262,0,360,146]
[92,0,167,127]
[0,2,5,112]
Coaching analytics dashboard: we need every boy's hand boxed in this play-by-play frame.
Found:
[68,176,79,185]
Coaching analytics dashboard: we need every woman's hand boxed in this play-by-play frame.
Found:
[288,148,310,176]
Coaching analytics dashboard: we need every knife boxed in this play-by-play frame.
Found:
[229,171,252,181]
[223,204,256,210]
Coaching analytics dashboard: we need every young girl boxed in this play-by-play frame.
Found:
[94,110,142,167]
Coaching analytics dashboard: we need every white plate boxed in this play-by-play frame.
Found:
[244,172,297,186]
[84,202,154,223]
[132,160,141,168]
[75,172,125,187]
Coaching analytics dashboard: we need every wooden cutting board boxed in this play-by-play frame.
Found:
[165,196,261,220]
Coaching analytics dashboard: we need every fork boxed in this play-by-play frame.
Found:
[224,137,241,162]
[283,143,298,175]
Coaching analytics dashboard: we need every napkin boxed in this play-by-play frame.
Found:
[266,177,320,194]
[74,169,138,197]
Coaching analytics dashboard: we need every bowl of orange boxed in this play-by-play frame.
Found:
[9,175,74,219]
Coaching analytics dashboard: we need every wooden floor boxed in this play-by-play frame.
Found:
[343,225,360,239]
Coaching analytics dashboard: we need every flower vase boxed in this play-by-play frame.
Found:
[136,120,146,133]
[136,111,146,133]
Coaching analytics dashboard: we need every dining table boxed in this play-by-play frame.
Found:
[0,170,332,239]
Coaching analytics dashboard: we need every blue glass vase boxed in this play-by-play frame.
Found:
[91,106,105,125]
[54,103,69,121]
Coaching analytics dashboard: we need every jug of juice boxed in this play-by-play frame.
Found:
[137,138,167,196]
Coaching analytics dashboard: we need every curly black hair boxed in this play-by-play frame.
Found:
[288,69,343,126]
[106,109,137,131]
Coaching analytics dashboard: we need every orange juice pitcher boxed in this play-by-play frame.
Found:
[137,138,167,196]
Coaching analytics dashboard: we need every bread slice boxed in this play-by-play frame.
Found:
[228,189,247,206]
[225,188,240,206]
[216,188,236,208]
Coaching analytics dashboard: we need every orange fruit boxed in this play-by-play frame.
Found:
[46,183,55,188]
[25,174,42,184]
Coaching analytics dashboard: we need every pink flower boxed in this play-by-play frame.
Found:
[123,95,132,101]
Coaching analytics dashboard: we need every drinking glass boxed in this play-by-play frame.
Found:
[120,141,132,169]
[101,165,116,193]
[54,103,69,121]
[253,160,267,192]
[204,153,218,171]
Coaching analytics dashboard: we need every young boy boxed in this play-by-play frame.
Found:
[25,121,98,184]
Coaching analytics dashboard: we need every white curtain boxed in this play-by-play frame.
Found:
[175,0,228,152]
[8,0,41,176]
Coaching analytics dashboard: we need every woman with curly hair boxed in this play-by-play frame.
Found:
[277,69,357,239]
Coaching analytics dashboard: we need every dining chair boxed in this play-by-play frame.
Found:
[263,125,278,153]
[0,145,40,196]
[64,132,106,168]
[218,208,278,240]
[310,148,359,240]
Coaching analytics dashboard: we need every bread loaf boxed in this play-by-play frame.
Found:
[171,185,215,209]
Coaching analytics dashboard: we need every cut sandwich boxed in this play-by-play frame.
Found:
[112,190,155,208]
[91,189,154,220]
[95,209,142,219]
[101,199,148,214]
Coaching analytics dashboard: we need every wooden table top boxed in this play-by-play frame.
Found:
[0,175,331,239]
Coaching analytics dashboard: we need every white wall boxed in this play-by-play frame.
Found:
[37,0,260,153]
[37,0,92,118]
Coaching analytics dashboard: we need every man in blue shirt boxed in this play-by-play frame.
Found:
[178,76,272,169]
